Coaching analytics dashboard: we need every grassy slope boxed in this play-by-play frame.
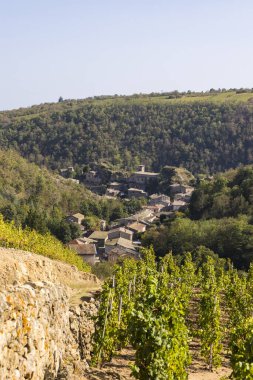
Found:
[1,91,253,120]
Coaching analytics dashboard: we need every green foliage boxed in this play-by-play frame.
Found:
[0,214,90,272]
[190,166,253,220]
[91,262,115,280]
[198,258,222,370]
[82,215,101,230]
[142,216,253,269]
[123,198,147,215]
[92,246,253,378]
[1,91,253,174]
[230,318,253,379]
[92,249,192,379]
[0,149,92,240]
[0,149,141,242]
[130,274,190,380]
[91,281,118,364]
[91,259,138,365]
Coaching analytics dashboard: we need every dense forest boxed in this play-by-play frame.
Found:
[142,165,253,270]
[1,90,253,174]
[190,165,253,219]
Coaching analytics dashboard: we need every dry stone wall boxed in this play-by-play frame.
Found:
[0,249,99,380]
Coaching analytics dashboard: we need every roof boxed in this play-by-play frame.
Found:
[132,209,154,220]
[109,227,133,235]
[134,171,159,176]
[144,204,165,210]
[106,237,136,250]
[108,247,138,259]
[106,189,120,195]
[69,243,97,255]
[170,183,181,188]
[172,200,187,206]
[88,231,108,240]
[72,213,84,219]
[149,193,161,199]
[149,193,170,199]
[69,237,96,245]
[128,222,146,232]
[128,188,147,193]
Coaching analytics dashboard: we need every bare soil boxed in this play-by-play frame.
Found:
[82,345,232,380]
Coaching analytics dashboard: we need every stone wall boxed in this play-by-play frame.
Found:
[0,249,99,380]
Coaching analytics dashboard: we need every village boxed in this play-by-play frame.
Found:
[62,165,195,266]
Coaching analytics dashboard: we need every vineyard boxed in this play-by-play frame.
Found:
[90,248,253,379]
[0,215,90,272]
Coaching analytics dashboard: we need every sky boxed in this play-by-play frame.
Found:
[0,0,253,110]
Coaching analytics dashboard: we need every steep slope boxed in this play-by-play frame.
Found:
[1,90,253,173]
[0,149,99,242]
[0,215,91,271]
[0,148,92,217]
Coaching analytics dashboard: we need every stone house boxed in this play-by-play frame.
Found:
[128,165,159,191]
[88,231,108,254]
[108,227,133,241]
[170,200,187,211]
[105,188,120,198]
[149,194,171,206]
[68,239,98,265]
[169,184,195,196]
[127,222,147,238]
[107,247,139,263]
[143,204,165,213]
[105,236,136,253]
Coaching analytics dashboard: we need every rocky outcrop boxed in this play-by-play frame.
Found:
[0,249,100,380]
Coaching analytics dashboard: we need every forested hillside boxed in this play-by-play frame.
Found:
[1,90,253,173]
[190,165,253,219]
[0,150,138,242]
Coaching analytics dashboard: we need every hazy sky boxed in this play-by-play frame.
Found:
[1,0,253,110]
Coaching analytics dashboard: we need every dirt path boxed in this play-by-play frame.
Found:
[83,346,232,380]
[188,339,231,380]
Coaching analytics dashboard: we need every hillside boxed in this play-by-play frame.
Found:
[1,90,253,174]
[190,165,253,220]
[0,149,95,240]
[0,149,92,213]
[0,214,90,271]
[0,149,133,242]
